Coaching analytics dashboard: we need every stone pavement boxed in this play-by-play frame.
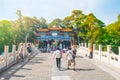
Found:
[64,55,116,80]
[77,52,120,80]
[0,50,118,80]
[0,53,52,80]
[52,53,116,80]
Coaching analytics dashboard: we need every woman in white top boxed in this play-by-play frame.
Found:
[53,47,62,70]
[66,47,73,69]
[18,43,24,62]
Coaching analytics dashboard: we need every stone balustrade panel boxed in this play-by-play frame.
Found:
[78,45,120,68]
[94,50,100,60]
[8,52,15,65]
[0,55,6,69]
[0,44,36,73]
[101,51,108,63]
[110,53,119,68]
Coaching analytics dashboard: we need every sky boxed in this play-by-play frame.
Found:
[0,0,120,25]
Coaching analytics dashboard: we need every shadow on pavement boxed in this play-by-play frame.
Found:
[68,68,95,71]
[76,56,83,58]
[12,74,25,78]
[21,67,32,70]
[28,61,42,64]
[59,67,68,71]
[59,67,95,72]
[31,58,46,61]
[27,56,46,65]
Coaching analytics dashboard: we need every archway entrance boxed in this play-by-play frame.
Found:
[36,27,72,52]
[38,40,47,52]
[38,39,71,52]
[62,40,71,48]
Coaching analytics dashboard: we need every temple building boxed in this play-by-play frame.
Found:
[35,26,73,52]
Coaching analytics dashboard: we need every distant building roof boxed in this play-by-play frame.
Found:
[37,26,72,32]
[37,29,48,32]
[48,27,62,30]
[62,28,72,32]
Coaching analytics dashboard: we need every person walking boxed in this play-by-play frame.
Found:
[18,43,24,62]
[27,43,32,60]
[89,43,93,59]
[66,47,74,70]
[72,45,76,70]
[51,44,56,54]
[53,47,62,70]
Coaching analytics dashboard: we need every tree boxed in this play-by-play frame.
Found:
[40,17,48,28]
[15,10,40,43]
[118,14,120,22]
[104,14,120,54]
[0,20,16,53]
[48,18,63,28]
[63,10,105,43]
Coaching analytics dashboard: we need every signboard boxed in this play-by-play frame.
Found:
[64,34,69,37]
[37,31,71,41]
[52,32,57,37]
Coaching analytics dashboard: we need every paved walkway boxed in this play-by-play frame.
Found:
[64,55,116,80]
[52,53,116,80]
[0,53,52,80]
[0,50,118,80]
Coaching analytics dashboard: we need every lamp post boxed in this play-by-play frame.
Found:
[25,27,33,43]
[25,33,29,43]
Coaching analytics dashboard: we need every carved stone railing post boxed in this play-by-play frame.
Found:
[12,45,16,61]
[4,45,9,68]
[85,43,86,47]
[88,43,90,48]
[79,43,80,47]
[107,45,111,64]
[99,45,102,61]
[81,43,83,47]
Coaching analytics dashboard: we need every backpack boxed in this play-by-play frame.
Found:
[68,50,73,59]
[28,47,32,52]
[72,49,76,59]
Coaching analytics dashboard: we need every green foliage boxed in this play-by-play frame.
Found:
[0,20,15,54]
[0,9,120,55]
[48,18,62,28]
[104,16,120,54]
[0,10,40,54]
[62,10,120,55]
[93,14,120,54]
[95,44,99,50]
[63,10,105,44]
[40,17,48,28]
